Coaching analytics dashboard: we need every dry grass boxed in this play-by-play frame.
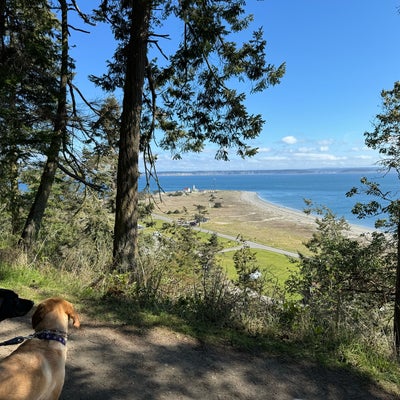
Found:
[151,190,317,253]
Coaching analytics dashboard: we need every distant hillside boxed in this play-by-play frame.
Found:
[154,167,381,176]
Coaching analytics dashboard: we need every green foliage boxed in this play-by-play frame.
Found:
[347,80,400,357]
[91,1,285,268]
[219,249,295,287]
[0,0,59,233]
[365,81,400,170]
[233,236,264,293]
[92,0,285,162]
[193,203,208,224]
[347,176,400,231]
[287,203,395,338]
[1,1,399,387]
[1,216,400,392]
[191,265,234,326]
[19,173,114,273]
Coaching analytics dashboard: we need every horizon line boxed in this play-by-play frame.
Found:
[142,166,381,176]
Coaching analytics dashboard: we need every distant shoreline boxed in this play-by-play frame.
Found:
[153,167,381,177]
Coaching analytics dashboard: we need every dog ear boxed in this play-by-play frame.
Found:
[64,301,80,328]
[31,302,47,330]
[32,298,80,329]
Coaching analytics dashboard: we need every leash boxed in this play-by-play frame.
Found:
[0,330,67,347]
[0,334,34,346]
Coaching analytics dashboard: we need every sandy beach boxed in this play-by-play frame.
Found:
[153,190,372,253]
[240,191,371,237]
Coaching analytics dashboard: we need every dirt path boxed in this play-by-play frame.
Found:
[0,314,397,400]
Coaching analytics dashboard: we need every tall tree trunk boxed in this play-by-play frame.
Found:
[8,97,20,234]
[394,221,400,358]
[19,0,68,249]
[8,145,20,235]
[112,1,151,271]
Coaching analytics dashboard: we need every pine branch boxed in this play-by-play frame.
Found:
[68,82,102,116]
[70,0,95,25]
[57,162,104,191]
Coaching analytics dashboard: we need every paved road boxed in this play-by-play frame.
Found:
[152,214,299,258]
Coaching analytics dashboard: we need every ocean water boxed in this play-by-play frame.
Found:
[139,169,399,228]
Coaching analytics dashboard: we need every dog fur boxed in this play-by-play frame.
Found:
[0,289,33,322]
[0,297,80,400]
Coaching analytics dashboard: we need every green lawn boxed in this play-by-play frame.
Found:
[218,249,297,287]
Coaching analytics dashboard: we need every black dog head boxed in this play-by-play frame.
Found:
[0,289,34,322]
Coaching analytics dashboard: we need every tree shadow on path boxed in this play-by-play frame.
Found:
[60,320,397,400]
[0,312,397,400]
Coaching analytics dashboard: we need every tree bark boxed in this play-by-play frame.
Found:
[112,1,151,271]
[8,145,20,235]
[19,0,68,249]
[394,221,400,358]
[8,98,20,235]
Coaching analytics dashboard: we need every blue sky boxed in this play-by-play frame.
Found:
[70,1,400,171]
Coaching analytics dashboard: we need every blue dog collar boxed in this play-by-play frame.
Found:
[34,330,67,346]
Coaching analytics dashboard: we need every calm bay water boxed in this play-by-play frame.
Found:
[139,169,399,228]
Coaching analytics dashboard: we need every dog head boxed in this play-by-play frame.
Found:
[32,297,80,332]
[0,289,34,322]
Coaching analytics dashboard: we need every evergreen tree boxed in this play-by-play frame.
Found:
[19,0,97,249]
[0,0,59,234]
[347,81,400,357]
[82,96,121,211]
[19,0,69,248]
[93,0,285,270]
[287,204,393,334]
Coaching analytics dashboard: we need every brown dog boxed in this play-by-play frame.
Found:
[0,297,80,400]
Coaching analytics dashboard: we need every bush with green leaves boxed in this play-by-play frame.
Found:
[233,237,265,294]
[155,225,233,320]
[286,204,396,344]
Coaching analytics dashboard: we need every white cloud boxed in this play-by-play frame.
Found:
[281,135,298,145]
[260,155,289,161]
[146,133,380,171]
[297,146,315,153]
[354,145,375,152]
[354,155,374,160]
[293,153,346,161]
[257,147,271,153]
